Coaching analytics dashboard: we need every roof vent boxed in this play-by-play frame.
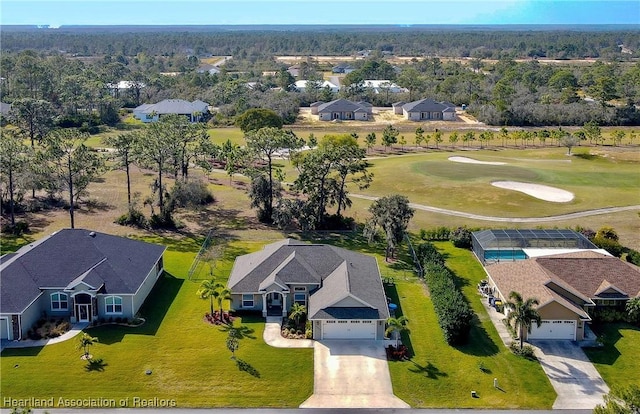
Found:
[89,231,96,238]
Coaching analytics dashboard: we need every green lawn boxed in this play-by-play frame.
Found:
[1,236,313,409]
[386,241,555,408]
[583,323,640,390]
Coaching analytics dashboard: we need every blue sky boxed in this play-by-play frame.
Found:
[1,1,639,26]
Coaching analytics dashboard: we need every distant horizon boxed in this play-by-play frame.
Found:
[1,1,639,26]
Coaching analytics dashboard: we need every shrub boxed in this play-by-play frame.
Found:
[169,180,215,208]
[415,242,445,267]
[115,208,147,228]
[423,248,473,345]
[626,249,640,266]
[592,236,625,257]
[509,342,536,359]
[450,227,472,248]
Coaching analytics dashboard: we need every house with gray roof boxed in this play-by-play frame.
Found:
[402,99,456,121]
[0,102,12,117]
[314,99,372,121]
[0,229,166,341]
[227,239,390,340]
[133,99,210,123]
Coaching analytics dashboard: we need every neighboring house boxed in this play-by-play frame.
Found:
[0,229,166,341]
[293,80,340,94]
[227,239,390,340]
[196,64,221,75]
[287,65,300,77]
[332,63,355,74]
[313,99,372,121]
[106,80,146,98]
[484,251,640,341]
[392,101,406,115]
[363,80,408,94]
[402,99,456,121]
[133,99,210,123]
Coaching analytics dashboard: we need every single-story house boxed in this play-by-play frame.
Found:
[0,229,166,341]
[133,99,210,123]
[392,101,406,115]
[227,239,390,340]
[196,64,221,75]
[484,251,640,341]
[314,99,372,121]
[402,99,456,121]
[332,63,355,74]
[293,80,340,94]
[363,80,408,94]
[106,80,146,98]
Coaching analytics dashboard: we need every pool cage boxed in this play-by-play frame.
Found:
[472,229,597,264]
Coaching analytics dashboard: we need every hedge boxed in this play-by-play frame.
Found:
[420,242,473,345]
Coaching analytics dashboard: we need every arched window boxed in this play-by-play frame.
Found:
[51,292,68,310]
[105,296,123,314]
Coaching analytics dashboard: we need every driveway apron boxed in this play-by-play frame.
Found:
[300,340,409,409]
[532,340,609,409]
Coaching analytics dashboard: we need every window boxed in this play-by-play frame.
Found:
[242,294,254,308]
[294,293,306,306]
[105,296,123,314]
[51,292,68,311]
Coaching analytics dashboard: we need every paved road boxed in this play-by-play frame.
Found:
[350,194,640,223]
[531,341,609,409]
[300,340,410,409]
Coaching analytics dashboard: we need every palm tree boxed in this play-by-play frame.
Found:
[213,285,232,313]
[385,316,409,347]
[197,279,217,315]
[77,333,98,359]
[226,328,239,359]
[288,303,307,328]
[505,291,542,349]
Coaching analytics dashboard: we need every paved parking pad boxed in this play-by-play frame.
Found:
[532,340,609,409]
[300,340,409,409]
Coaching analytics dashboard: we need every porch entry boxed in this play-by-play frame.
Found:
[266,291,284,317]
[74,293,93,322]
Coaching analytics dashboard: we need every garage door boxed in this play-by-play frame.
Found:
[0,318,9,340]
[322,320,376,339]
[529,320,575,340]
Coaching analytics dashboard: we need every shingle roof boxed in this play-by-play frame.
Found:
[317,99,370,114]
[228,239,389,320]
[134,99,209,115]
[0,229,166,314]
[403,99,455,113]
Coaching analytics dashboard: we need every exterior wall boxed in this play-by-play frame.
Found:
[355,112,368,120]
[96,295,135,319]
[42,289,73,318]
[405,111,420,121]
[443,112,456,120]
[131,258,164,316]
[230,293,264,312]
[376,319,385,340]
[0,316,10,340]
[133,111,159,123]
[526,302,583,341]
[20,295,48,339]
[313,320,322,340]
[319,112,332,121]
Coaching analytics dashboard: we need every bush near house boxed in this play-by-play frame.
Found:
[422,244,473,345]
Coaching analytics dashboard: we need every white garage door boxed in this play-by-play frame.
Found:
[0,318,10,340]
[529,320,576,340]
[322,320,376,339]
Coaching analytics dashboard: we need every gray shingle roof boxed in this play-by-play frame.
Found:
[134,99,209,115]
[0,229,166,314]
[317,99,369,114]
[228,239,389,320]
[402,99,455,113]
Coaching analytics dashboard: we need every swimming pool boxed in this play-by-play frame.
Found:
[484,249,527,261]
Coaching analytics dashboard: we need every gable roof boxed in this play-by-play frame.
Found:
[403,98,455,113]
[0,229,166,314]
[228,239,389,320]
[317,99,369,113]
[134,99,209,115]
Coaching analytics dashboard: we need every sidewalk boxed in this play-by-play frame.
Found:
[263,317,314,348]
[479,295,513,347]
[0,322,89,352]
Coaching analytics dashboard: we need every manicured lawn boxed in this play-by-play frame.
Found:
[0,236,313,409]
[385,241,555,408]
[583,323,640,390]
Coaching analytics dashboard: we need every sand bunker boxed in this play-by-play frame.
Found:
[492,181,574,203]
[448,156,506,165]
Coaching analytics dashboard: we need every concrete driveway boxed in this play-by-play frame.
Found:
[531,340,609,409]
[300,340,409,409]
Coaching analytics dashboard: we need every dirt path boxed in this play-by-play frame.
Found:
[350,194,640,223]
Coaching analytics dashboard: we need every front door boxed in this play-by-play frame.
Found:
[77,304,90,322]
[270,292,281,306]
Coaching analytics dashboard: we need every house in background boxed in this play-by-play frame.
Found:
[332,63,355,74]
[0,229,166,341]
[312,99,372,121]
[0,102,12,117]
[484,251,640,341]
[133,99,210,123]
[363,80,407,94]
[287,65,301,77]
[106,80,146,98]
[293,80,340,94]
[402,99,456,121]
[227,239,390,340]
[196,64,221,75]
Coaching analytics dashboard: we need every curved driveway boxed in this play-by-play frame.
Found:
[350,194,640,223]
